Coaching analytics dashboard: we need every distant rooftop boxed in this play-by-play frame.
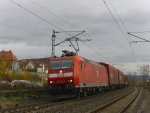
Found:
[0,50,17,61]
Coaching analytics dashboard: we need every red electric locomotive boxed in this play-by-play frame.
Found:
[48,55,109,97]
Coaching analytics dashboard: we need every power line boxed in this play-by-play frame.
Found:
[128,31,150,33]
[8,0,88,47]
[102,0,136,63]
[8,0,75,57]
[8,0,77,37]
[79,31,115,64]
[107,0,134,43]
[9,0,117,63]
[106,0,137,63]
[29,0,76,28]
[107,0,128,32]
[82,42,114,64]
[28,0,115,63]
[128,32,150,42]
[29,0,116,63]
[103,0,127,39]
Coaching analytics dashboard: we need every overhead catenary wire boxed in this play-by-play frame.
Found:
[128,31,150,33]
[107,0,128,32]
[106,0,136,60]
[9,0,75,57]
[28,0,115,63]
[82,42,114,64]
[107,0,136,45]
[29,0,76,28]
[128,32,150,42]
[8,0,86,54]
[80,30,115,64]
[102,0,136,63]
[30,0,115,62]
[102,0,127,40]
[8,0,78,38]
[8,0,116,63]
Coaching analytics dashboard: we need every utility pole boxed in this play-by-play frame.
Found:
[51,30,91,56]
[40,64,45,84]
[51,30,60,57]
[51,30,56,57]
[55,30,91,55]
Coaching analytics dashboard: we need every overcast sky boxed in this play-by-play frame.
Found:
[1,0,150,74]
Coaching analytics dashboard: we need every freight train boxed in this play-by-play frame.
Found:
[48,55,128,98]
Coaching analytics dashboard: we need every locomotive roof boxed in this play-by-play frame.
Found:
[83,58,103,67]
[49,55,103,67]
[49,56,74,60]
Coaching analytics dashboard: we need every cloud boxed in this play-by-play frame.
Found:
[0,0,150,72]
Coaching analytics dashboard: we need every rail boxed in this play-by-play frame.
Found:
[86,87,139,113]
[118,87,140,113]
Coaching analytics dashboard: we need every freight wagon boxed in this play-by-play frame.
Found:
[124,75,129,87]
[99,62,126,89]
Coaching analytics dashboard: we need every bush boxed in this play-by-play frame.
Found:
[0,70,42,89]
[0,81,11,90]
[0,60,45,90]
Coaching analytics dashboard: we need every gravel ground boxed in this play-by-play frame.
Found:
[133,88,150,113]
[98,87,138,113]
[124,87,142,113]
[124,87,150,113]
[30,87,133,113]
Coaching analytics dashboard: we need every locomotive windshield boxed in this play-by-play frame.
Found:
[62,60,73,69]
[50,59,73,70]
[50,61,61,69]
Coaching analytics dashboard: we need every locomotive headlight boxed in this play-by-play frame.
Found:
[60,70,63,73]
[69,79,73,82]
[50,81,53,84]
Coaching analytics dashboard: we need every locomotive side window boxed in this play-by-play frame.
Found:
[50,61,61,69]
[62,60,73,69]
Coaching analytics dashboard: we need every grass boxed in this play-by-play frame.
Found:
[0,96,24,103]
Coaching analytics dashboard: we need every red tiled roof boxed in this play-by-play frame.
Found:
[0,50,17,61]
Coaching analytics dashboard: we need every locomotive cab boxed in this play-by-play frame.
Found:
[48,56,77,97]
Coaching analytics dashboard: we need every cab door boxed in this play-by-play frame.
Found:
[79,61,86,87]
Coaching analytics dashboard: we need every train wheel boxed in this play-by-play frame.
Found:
[83,90,87,97]
[99,87,102,93]
[76,89,81,98]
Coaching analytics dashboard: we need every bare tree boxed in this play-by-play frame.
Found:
[138,65,149,87]
[126,71,136,86]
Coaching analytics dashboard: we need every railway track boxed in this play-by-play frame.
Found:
[0,89,48,97]
[0,87,134,113]
[0,94,103,113]
[0,97,52,113]
[0,96,81,113]
[86,87,140,113]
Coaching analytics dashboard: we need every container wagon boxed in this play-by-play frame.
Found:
[99,62,121,89]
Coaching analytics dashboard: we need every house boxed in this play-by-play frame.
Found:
[20,60,36,72]
[19,58,49,81]
[0,50,19,71]
[20,58,49,73]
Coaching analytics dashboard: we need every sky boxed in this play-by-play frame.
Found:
[0,0,150,74]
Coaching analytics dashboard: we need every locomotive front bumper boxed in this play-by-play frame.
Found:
[49,83,76,95]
